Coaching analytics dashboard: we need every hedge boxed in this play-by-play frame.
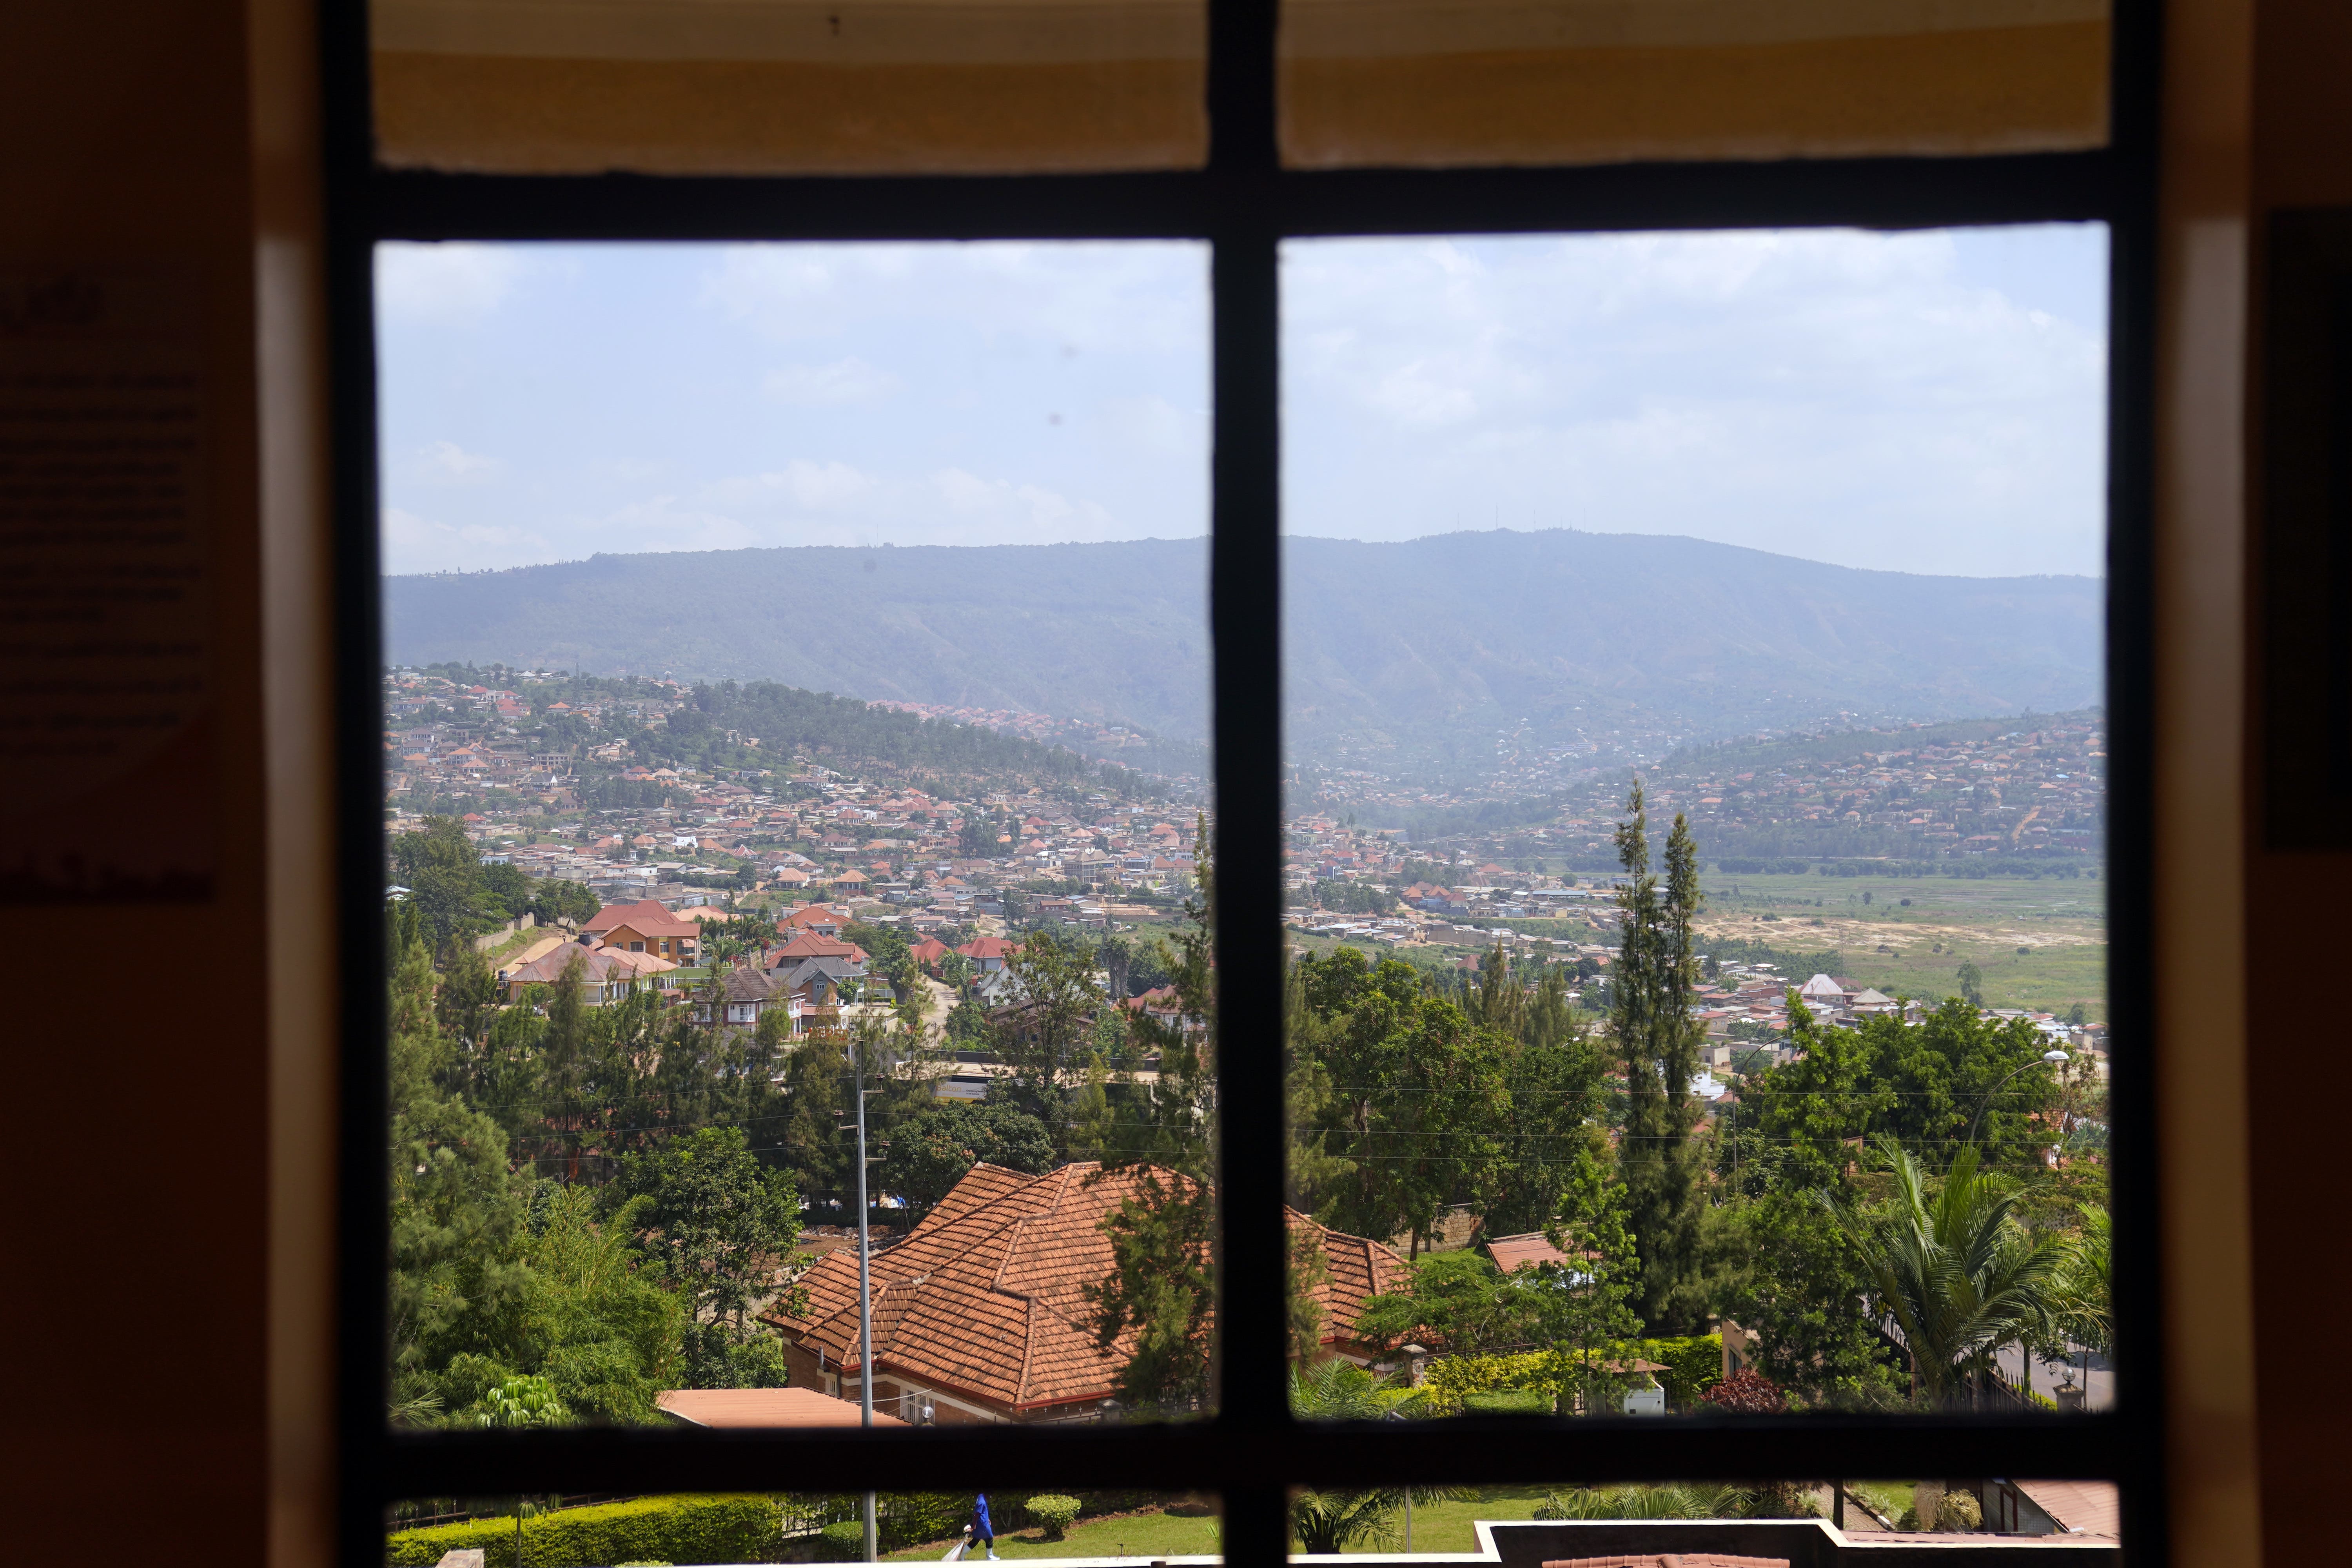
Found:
[1629,1336,1723,1408]
[385,1494,782,1567]
[1461,1389,1552,1415]
[389,1487,1176,1565]
[1420,1336,1722,1415]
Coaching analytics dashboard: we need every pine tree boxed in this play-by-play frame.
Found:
[1612,782,1706,1332]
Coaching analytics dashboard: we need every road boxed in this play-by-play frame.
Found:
[1997,1343,2113,1410]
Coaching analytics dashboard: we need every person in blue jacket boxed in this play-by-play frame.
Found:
[973,1494,998,1561]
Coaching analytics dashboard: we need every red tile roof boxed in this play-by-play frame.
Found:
[587,899,702,939]
[775,931,867,962]
[1484,1232,1582,1273]
[768,1162,1403,1414]
[655,1386,908,1428]
[2014,1480,2121,1537]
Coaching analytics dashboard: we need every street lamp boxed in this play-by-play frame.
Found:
[1966,1048,2073,1146]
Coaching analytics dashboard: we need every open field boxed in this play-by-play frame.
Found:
[1292,870,2106,1022]
[1697,872,2106,1022]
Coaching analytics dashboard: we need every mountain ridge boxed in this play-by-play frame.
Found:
[383,530,2102,783]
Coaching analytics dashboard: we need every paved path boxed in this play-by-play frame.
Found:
[1997,1343,2113,1410]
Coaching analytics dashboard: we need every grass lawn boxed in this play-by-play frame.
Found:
[882,1507,1221,1562]
[1333,1485,1556,1553]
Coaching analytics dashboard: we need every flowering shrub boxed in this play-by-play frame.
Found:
[1702,1368,1787,1413]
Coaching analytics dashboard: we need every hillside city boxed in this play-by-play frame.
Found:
[383,660,2116,1555]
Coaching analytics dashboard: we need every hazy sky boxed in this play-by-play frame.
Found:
[377,225,2107,579]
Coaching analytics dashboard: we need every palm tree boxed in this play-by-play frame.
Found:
[1287,1360,1461,1551]
[1822,1139,2065,1407]
[2042,1204,2112,1397]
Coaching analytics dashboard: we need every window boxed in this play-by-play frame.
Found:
[333,0,2161,1561]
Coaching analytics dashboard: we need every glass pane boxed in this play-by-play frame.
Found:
[372,0,1206,174]
[388,1489,1225,1562]
[1288,1479,2121,1552]
[1279,0,2111,169]
[1281,227,2112,1423]
[378,241,1216,1431]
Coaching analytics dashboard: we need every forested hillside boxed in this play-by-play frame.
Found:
[387,530,2101,784]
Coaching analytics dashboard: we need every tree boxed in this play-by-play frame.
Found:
[1354,1250,1563,1356]
[1087,817,1221,1410]
[1289,946,1510,1254]
[510,1183,685,1422]
[392,816,495,946]
[1956,960,1985,1009]
[1084,1166,1216,1412]
[387,904,533,1423]
[1755,997,2064,1184]
[2040,1203,2112,1393]
[991,931,1111,1157]
[1710,1189,1901,1408]
[1822,1140,2065,1406]
[1543,1137,1645,1414]
[877,1100,1054,1210]
[1611,782,1706,1332]
[1477,949,1604,1237]
[609,1127,804,1388]
[530,876,603,928]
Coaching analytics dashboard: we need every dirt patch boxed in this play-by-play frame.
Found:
[1699,916,2102,953]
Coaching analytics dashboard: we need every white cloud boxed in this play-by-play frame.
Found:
[409,440,501,483]
[375,243,529,323]
[701,242,1208,354]
[764,358,900,406]
[1281,227,2109,577]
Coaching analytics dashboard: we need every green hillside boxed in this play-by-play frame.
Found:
[385,530,2101,785]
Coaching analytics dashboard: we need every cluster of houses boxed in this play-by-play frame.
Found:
[496,897,1027,1039]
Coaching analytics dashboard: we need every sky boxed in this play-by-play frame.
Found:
[376,224,2107,579]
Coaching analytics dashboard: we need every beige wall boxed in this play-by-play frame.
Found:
[0,1,336,1565]
[4,2,2344,1563]
[2241,2,2352,1563]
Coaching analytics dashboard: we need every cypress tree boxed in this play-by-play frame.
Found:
[1612,782,1707,1332]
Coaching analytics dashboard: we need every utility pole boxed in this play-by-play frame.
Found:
[855,1039,878,1563]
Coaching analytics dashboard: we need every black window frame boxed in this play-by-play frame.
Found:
[324,1,2168,1561]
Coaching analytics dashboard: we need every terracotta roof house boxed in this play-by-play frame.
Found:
[766,1161,1405,1425]
[772,930,869,966]
[601,907,701,962]
[908,936,952,971]
[703,964,791,1027]
[501,943,671,1004]
[655,1387,906,1429]
[1483,1231,1583,1274]
[777,904,847,937]
[584,897,672,937]
[957,935,1018,973]
[777,957,865,1024]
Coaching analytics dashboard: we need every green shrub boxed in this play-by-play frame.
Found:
[1461,1388,1553,1415]
[816,1521,866,1561]
[385,1494,781,1567]
[1935,1491,1983,1532]
[1629,1336,1723,1408]
[1419,1351,1551,1414]
[1026,1496,1082,1541]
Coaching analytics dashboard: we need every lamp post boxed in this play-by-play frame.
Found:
[825,1018,897,1556]
[849,1040,878,1563]
[1966,1049,2073,1146]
